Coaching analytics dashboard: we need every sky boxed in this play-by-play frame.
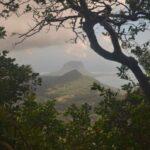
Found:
[0,11,120,74]
[0,13,126,87]
[0,0,149,88]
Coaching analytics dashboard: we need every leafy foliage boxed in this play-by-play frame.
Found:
[0,51,41,105]
[0,27,6,39]
[0,100,65,150]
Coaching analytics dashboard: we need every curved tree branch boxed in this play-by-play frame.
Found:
[83,21,116,61]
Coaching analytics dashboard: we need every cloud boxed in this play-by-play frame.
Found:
[25,48,33,55]
[0,13,74,51]
[99,35,113,52]
[0,3,118,55]
[64,41,89,58]
[118,0,125,3]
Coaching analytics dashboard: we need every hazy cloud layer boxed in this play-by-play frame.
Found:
[0,12,114,61]
[0,14,75,50]
[0,1,127,51]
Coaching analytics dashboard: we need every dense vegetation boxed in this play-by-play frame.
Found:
[0,52,150,150]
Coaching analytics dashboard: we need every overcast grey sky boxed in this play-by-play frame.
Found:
[0,14,124,87]
[0,11,120,74]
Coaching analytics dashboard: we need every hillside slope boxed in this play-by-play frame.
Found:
[37,61,125,110]
[37,70,101,110]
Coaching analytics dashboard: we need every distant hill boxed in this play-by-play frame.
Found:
[51,61,91,76]
[36,69,102,110]
[36,61,125,110]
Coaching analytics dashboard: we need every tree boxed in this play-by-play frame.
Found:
[0,0,150,99]
[0,51,41,106]
[0,0,18,39]
[91,84,150,149]
[1,85,150,149]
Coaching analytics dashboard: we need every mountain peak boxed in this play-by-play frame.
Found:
[61,69,82,78]
[51,61,90,76]
[63,61,84,69]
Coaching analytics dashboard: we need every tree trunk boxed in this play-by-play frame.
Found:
[129,61,150,100]
[118,54,150,100]
[83,21,150,100]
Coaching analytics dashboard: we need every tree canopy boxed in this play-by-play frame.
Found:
[0,51,41,105]
[0,70,150,149]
